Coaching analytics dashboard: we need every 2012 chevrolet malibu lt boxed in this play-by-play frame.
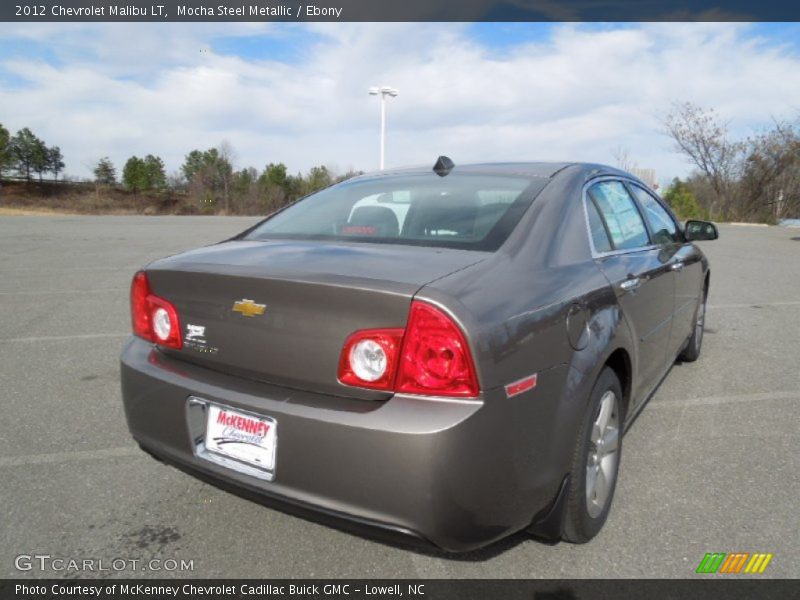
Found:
[120,159,718,551]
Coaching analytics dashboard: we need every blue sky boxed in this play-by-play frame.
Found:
[1,22,799,185]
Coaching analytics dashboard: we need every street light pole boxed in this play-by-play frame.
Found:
[369,86,398,170]
[379,93,386,170]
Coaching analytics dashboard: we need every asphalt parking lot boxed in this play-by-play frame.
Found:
[0,216,798,579]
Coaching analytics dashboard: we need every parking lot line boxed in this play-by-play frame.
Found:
[0,446,140,468]
[650,390,798,409]
[2,332,128,343]
[0,288,125,295]
[709,301,800,308]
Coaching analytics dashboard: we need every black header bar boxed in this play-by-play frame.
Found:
[3,0,799,22]
[1,579,797,600]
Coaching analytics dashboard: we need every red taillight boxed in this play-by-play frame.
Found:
[338,301,479,398]
[130,271,152,340]
[129,271,183,349]
[396,301,479,397]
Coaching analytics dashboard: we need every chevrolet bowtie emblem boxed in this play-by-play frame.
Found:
[232,299,266,318]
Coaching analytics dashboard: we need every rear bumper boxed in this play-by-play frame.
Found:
[120,336,568,552]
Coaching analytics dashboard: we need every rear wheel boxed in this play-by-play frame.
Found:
[679,287,707,362]
[563,367,623,543]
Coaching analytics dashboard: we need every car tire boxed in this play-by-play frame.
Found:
[562,366,623,544]
[679,287,707,363]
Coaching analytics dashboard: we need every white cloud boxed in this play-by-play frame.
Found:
[1,22,799,186]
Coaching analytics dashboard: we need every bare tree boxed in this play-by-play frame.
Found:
[739,120,800,221]
[662,102,745,218]
[611,146,637,172]
[663,103,800,222]
[217,140,235,213]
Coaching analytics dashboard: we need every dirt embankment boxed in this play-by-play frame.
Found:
[0,180,198,215]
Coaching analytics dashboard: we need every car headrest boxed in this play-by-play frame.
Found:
[402,194,480,238]
[343,205,400,237]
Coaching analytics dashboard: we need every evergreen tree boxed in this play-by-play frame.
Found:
[47,146,65,181]
[10,127,43,180]
[0,123,12,178]
[93,157,117,185]
[664,178,704,220]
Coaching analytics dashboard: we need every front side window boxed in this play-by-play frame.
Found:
[244,173,544,251]
[587,181,650,251]
[629,185,680,245]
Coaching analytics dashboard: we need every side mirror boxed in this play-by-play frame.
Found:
[684,220,719,241]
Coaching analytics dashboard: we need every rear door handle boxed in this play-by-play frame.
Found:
[670,261,684,271]
[620,277,641,292]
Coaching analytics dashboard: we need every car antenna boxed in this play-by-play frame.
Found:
[433,156,455,177]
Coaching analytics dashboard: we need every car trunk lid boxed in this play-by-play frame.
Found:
[145,240,485,399]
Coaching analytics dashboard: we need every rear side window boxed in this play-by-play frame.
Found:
[244,173,544,251]
[586,199,613,253]
[629,185,681,245]
[588,181,650,251]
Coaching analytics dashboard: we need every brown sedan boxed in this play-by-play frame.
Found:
[120,159,718,551]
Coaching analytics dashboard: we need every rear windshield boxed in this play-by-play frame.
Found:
[243,173,543,251]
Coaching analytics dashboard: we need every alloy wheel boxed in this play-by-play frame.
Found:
[586,390,620,518]
[695,296,706,352]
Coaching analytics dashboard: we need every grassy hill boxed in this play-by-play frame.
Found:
[0,179,197,215]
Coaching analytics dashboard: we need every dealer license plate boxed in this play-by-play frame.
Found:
[204,403,277,474]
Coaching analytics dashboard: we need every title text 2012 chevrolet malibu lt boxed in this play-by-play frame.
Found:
[120,159,718,551]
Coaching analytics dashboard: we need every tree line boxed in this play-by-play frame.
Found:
[661,102,800,223]
[0,124,65,182]
[92,144,359,214]
[6,105,797,221]
[1,123,358,215]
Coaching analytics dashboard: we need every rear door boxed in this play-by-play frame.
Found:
[585,179,676,405]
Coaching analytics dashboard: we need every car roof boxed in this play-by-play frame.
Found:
[351,161,627,182]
